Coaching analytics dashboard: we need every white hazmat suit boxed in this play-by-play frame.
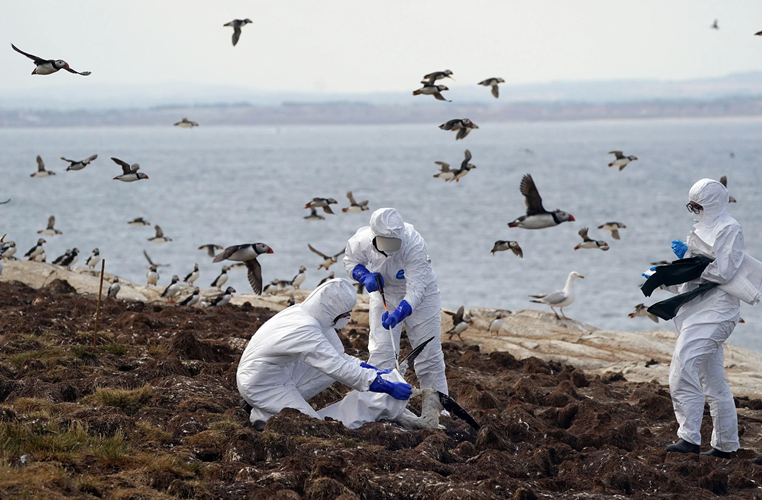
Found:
[344,208,449,395]
[666,179,744,452]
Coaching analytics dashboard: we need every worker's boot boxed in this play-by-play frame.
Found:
[666,439,700,454]
[700,448,732,459]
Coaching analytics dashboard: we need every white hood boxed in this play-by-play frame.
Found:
[300,278,357,329]
[370,208,406,240]
[689,178,729,239]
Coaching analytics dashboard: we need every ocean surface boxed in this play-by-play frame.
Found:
[2,119,761,352]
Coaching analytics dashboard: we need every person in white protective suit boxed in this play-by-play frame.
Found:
[344,208,448,395]
[663,178,744,458]
[236,278,412,429]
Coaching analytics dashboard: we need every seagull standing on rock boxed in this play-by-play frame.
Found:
[529,271,584,319]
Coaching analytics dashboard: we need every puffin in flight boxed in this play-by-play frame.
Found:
[508,174,575,229]
[11,43,91,76]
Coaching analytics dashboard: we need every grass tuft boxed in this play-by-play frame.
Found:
[88,385,153,409]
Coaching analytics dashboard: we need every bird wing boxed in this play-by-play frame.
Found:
[0,199,9,205]
[439,119,457,131]
[60,157,75,163]
[232,26,242,46]
[433,92,450,102]
[308,244,328,259]
[214,244,247,263]
[63,66,91,76]
[512,244,523,258]
[11,44,46,64]
[647,312,659,323]
[477,79,488,86]
[47,216,55,230]
[37,156,45,172]
[84,154,98,163]
[453,305,464,324]
[309,207,320,216]
[536,290,567,305]
[438,392,480,430]
[322,206,335,214]
[143,250,156,266]
[111,157,132,175]
[720,175,728,188]
[611,229,620,240]
[520,174,546,215]
[434,161,450,172]
[245,258,263,294]
[609,151,624,159]
[398,336,435,374]
[462,149,472,168]
[456,128,469,140]
[155,226,164,238]
[491,85,499,98]
[332,247,346,259]
[578,227,590,241]
[346,191,357,205]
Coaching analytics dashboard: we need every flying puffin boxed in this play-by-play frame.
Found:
[224,19,252,46]
[161,275,182,303]
[574,228,609,251]
[179,287,200,307]
[719,176,737,203]
[86,248,101,268]
[445,306,472,341]
[477,77,505,98]
[308,244,345,270]
[31,156,55,178]
[210,286,236,310]
[213,243,274,295]
[342,192,369,213]
[491,240,523,257]
[198,244,224,258]
[291,266,307,289]
[439,119,479,140]
[304,208,325,221]
[412,83,450,102]
[146,265,160,286]
[148,226,172,243]
[597,222,626,240]
[107,277,121,299]
[211,266,230,290]
[11,43,91,76]
[174,118,198,128]
[629,303,659,323]
[304,198,338,214]
[447,149,476,182]
[433,161,455,181]
[128,217,151,226]
[421,69,454,85]
[608,151,638,171]
[38,216,62,236]
[508,174,575,229]
[61,154,97,171]
[711,19,719,30]
[111,157,148,182]
[24,238,46,260]
[184,263,199,285]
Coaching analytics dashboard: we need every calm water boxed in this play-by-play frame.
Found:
[1,119,761,351]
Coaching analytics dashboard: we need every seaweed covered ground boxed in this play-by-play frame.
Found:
[2,279,762,499]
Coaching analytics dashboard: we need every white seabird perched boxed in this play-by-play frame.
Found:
[608,151,638,171]
[161,275,182,303]
[31,156,55,178]
[107,277,121,299]
[148,225,172,243]
[597,222,626,240]
[38,216,62,236]
[529,271,584,319]
[629,303,658,323]
[211,266,230,290]
[291,265,307,289]
[184,263,199,285]
[146,265,160,286]
[488,313,504,337]
[86,248,101,269]
[574,228,609,251]
[308,244,345,270]
[61,154,97,171]
[174,118,198,128]
[179,287,200,306]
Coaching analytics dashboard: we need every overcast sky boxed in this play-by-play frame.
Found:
[3,0,762,94]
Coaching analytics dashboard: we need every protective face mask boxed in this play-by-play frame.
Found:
[334,317,351,331]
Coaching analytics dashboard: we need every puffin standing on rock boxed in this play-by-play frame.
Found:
[445,306,472,341]
[211,266,230,290]
[24,238,46,261]
[86,248,101,269]
[213,243,274,295]
[489,313,504,337]
[11,43,91,76]
[508,174,575,229]
[184,264,199,285]
[56,248,79,270]
[210,286,236,310]
[107,278,121,299]
[161,275,182,303]
[2,241,17,259]
[179,287,200,307]
[146,265,160,286]
[291,266,307,289]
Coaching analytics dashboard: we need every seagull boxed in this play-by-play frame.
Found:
[304,198,338,214]
[146,265,160,286]
[597,222,626,240]
[86,248,100,269]
[508,174,575,229]
[629,303,659,323]
[491,240,523,258]
[412,83,450,102]
[38,216,62,236]
[304,208,325,221]
[433,161,455,181]
[574,228,609,251]
[342,192,369,213]
[720,176,737,203]
[148,226,172,243]
[129,217,151,227]
[529,271,584,319]
[608,151,638,171]
[213,243,274,295]
[61,154,97,171]
[174,118,198,128]
[210,286,236,310]
[445,306,471,341]
[179,287,200,307]
[112,157,148,182]
[421,69,454,85]
[161,275,182,303]
[291,266,307,289]
[224,19,252,46]
[489,313,504,337]
[308,244,345,270]
[711,19,719,30]
[183,263,199,285]
[318,271,335,286]
[11,43,91,76]
[447,149,476,183]
[24,238,46,260]
[211,266,230,290]
[478,77,505,98]
[107,277,121,299]
[198,244,224,258]
[31,156,55,178]
[439,118,479,140]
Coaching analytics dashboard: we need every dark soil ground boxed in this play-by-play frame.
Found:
[2,279,762,499]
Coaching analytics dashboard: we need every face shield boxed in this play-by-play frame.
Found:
[373,236,402,255]
[333,311,352,331]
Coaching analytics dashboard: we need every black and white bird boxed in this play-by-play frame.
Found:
[508,174,575,229]
[107,277,121,299]
[412,83,450,101]
[445,306,472,341]
[55,248,79,269]
[31,156,55,178]
[263,279,285,295]
[629,303,658,323]
[148,226,172,243]
[112,157,148,182]
[342,192,369,213]
[224,19,252,46]
[32,251,46,263]
[52,249,71,266]
[161,275,182,303]
[24,238,46,260]
[0,199,9,205]
[720,176,737,203]
[304,198,338,214]
[213,243,274,294]
[179,287,200,307]
[61,154,97,171]
[38,216,62,236]
[184,263,199,285]
[711,19,719,30]
[318,271,335,286]
[491,240,523,258]
[1,240,17,259]
[210,286,236,310]
[211,266,230,290]
[198,244,224,258]
[488,313,504,337]
[146,265,160,286]
[304,208,325,221]
[608,151,638,171]
[529,271,584,319]
[597,222,626,240]
[86,248,101,269]
[439,118,479,140]
[11,43,91,76]
[308,244,345,270]
[421,69,454,85]
[477,77,505,98]
[174,118,198,128]
[433,161,454,181]
[128,217,151,226]
[143,249,169,269]
[447,149,476,183]
[290,266,307,289]
[574,228,609,251]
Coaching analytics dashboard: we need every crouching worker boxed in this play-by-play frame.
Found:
[236,278,412,430]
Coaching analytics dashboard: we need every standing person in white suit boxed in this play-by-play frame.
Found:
[664,178,744,458]
[344,208,449,395]
[236,278,412,429]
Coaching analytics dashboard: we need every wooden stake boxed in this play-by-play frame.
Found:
[93,259,105,347]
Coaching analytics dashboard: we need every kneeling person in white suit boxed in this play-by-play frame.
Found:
[236,278,412,429]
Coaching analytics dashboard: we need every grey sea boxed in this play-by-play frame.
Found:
[2,118,761,351]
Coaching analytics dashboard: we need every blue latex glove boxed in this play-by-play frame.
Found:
[642,266,658,279]
[352,264,384,293]
[671,240,688,259]
[369,374,412,400]
[360,362,392,375]
[381,300,412,329]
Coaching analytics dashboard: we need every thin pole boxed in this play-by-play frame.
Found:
[93,259,105,347]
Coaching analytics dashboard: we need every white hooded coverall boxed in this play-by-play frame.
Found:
[236,279,382,425]
[344,208,449,395]
[667,179,743,452]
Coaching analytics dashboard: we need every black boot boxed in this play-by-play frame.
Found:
[666,439,700,454]
[700,448,732,459]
